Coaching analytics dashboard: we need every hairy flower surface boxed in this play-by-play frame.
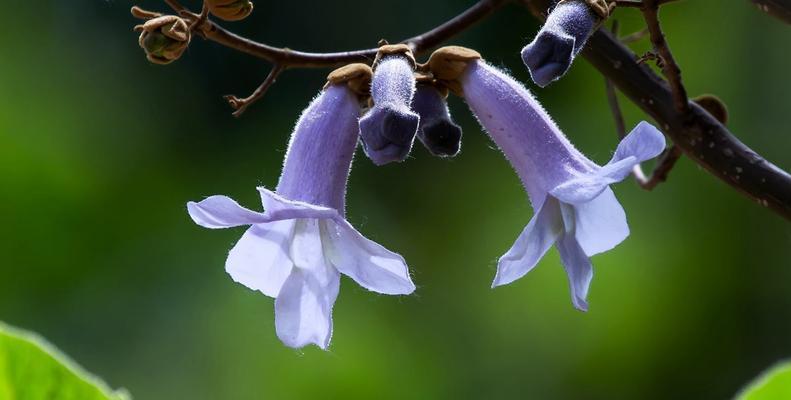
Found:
[521,0,597,87]
[460,60,665,310]
[359,55,420,165]
[188,83,415,349]
[411,84,462,157]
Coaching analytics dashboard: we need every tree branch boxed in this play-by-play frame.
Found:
[587,19,790,218]
[162,0,509,68]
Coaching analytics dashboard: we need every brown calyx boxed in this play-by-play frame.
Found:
[372,44,417,69]
[426,46,481,96]
[325,63,374,99]
[133,15,191,65]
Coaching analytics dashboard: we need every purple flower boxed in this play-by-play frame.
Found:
[411,84,462,157]
[187,74,416,349]
[521,0,597,87]
[460,60,665,311]
[359,49,420,165]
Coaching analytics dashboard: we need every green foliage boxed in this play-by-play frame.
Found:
[737,361,791,400]
[0,322,128,400]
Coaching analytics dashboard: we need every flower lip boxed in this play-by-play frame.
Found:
[420,119,462,157]
[521,31,575,88]
[520,0,596,87]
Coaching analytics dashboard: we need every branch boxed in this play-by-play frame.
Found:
[224,65,284,117]
[641,0,688,113]
[604,20,680,191]
[162,0,509,68]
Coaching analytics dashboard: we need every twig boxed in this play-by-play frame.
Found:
[161,0,509,68]
[224,65,284,117]
[188,2,210,32]
[641,0,688,113]
[620,28,648,44]
[605,20,679,190]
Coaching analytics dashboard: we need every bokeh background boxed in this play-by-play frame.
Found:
[1,1,790,399]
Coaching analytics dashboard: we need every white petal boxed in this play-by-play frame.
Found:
[187,195,268,229]
[556,233,593,312]
[573,187,629,257]
[257,188,339,221]
[493,197,563,287]
[274,254,340,350]
[324,220,415,295]
[610,121,666,165]
[226,220,296,298]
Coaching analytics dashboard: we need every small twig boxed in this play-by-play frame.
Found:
[620,27,648,44]
[641,0,689,113]
[224,65,284,117]
[131,5,161,20]
[188,2,210,32]
[605,20,679,190]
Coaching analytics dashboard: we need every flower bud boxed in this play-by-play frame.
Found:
[207,0,254,21]
[134,16,191,65]
[359,45,421,165]
[521,0,597,87]
[411,84,462,157]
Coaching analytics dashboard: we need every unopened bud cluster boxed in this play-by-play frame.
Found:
[132,1,255,65]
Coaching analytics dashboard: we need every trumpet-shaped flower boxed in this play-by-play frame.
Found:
[187,80,416,349]
[521,0,597,87]
[359,53,420,165]
[460,60,665,310]
[411,84,462,157]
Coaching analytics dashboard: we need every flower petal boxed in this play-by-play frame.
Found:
[556,233,593,312]
[573,187,629,257]
[274,259,340,350]
[493,196,563,287]
[521,31,575,88]
[324,220,416,295]
[610,121,667,166]
[258,188,339,221]
[549,174,614,205]
[226,220,296,298]
[187,195,268,229]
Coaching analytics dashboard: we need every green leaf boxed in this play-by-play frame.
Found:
[0,322,130,400]
[737,361,791,400]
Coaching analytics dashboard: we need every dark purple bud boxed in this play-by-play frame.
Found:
[521,1,597,87]
[359,55,420,165]
[411,84,462,157]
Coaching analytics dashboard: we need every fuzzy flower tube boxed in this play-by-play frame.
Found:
[411,83,462,157]
[521,0,598,87]
[359,44,420,165]
[429,47,665,310]
[187,64,416,349]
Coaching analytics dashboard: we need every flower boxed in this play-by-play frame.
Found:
[187,64,416,349]
[134,15,191,65]
[359,45,420,165]
[411,83,462,157]
[521,0,597,87]
[459,59,665,311]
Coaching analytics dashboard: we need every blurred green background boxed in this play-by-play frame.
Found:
[1,0,789,399]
